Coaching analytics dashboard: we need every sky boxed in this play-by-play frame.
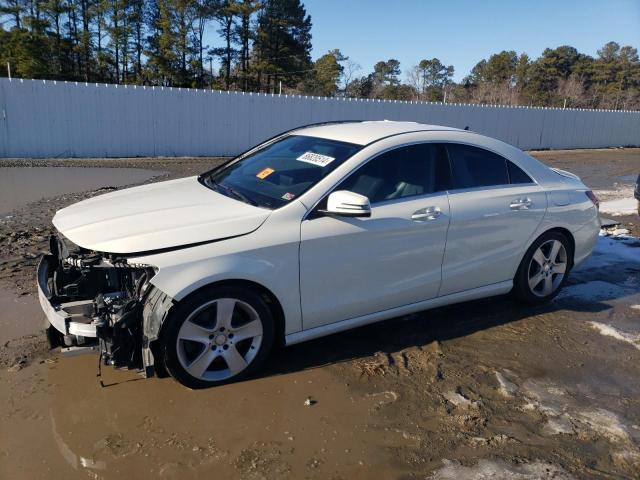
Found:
[306,0,640,82]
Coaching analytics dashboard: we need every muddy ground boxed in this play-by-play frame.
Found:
[0,149,639,479]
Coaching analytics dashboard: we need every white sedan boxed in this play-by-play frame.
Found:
[38,121,600,388]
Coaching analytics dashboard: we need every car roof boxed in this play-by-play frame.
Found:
[293,120,463,145]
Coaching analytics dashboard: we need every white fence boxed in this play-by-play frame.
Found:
[1,77,639,158]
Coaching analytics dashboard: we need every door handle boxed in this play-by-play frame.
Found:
[510,197,532,210]
[412,206,441,221]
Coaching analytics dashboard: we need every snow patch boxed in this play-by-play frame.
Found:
[599,197,638,216]
[559,231,639,302]
[495,371,518,398]
[589,321,640,351]
[543,416,574,435]
[572,408,634,443]
[595,186,634,203]
[610,228,630,236]
[595,231,640,259]
[428,459,575,480]
[520,379,637,445]
[574,232,640,272]
[444,391,480,409]
[521,379,567,417]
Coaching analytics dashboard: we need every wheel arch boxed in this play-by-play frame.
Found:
[513,225,576,285]
[521,225,576,265]
[157,278,286,348]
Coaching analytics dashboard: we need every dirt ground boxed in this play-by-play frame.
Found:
[0,149,639,479]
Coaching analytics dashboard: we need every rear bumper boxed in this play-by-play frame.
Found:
[37,255,97,338]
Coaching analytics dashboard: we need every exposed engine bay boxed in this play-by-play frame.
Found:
[38,235,171,377]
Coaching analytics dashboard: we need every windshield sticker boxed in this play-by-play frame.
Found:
[296,151,335,167]
[281,192,296,201]
[256,167,275,179]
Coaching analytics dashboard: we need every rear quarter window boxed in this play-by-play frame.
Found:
[507,161,534,184]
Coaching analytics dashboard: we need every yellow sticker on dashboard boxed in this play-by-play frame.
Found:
[256,167,274,179]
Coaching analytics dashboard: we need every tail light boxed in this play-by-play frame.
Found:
[585,190,599,210]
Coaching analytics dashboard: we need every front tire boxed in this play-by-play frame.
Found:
[159,285,275,389]
[513,231,572,304]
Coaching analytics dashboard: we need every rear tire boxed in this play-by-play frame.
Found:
[513,231,572,305]
[159,285,274,389]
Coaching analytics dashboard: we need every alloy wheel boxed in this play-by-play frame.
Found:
[527,239,568,297]
[176,298,263,382]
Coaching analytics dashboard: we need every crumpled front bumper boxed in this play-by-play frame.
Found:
[38,250,170,374]
[37,255,97,338]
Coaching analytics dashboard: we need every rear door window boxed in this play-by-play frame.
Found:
[446,144,509,189]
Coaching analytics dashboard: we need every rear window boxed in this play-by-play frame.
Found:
[446,144,509,189]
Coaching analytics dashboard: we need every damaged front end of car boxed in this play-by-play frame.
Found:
[38,235,173,378]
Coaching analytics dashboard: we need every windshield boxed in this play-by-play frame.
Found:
[200,135,361,209]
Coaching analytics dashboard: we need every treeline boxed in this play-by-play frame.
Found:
[408,44,640,110]
[1,0,639,110]
[343,43,640,110]
[0,0,311,92]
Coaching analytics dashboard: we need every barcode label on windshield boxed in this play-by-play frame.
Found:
[296,151,335,167]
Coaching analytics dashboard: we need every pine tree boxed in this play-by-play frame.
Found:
[40,0,67,74]
[253,0,312,92]
[0,0,24,28]
[300,48,345,96]
[191,0,213,87]
[233,0,259,90]
[211,0,238,89]
[172,0,196,85]
[129,0,145,81]
[77,0,96,81]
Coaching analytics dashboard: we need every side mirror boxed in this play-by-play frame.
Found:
[319,190,371,218]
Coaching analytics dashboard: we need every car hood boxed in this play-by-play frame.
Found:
[53,176,271,254]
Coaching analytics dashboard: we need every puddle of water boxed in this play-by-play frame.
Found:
[0,167,162,215]
[0,357,402,480]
